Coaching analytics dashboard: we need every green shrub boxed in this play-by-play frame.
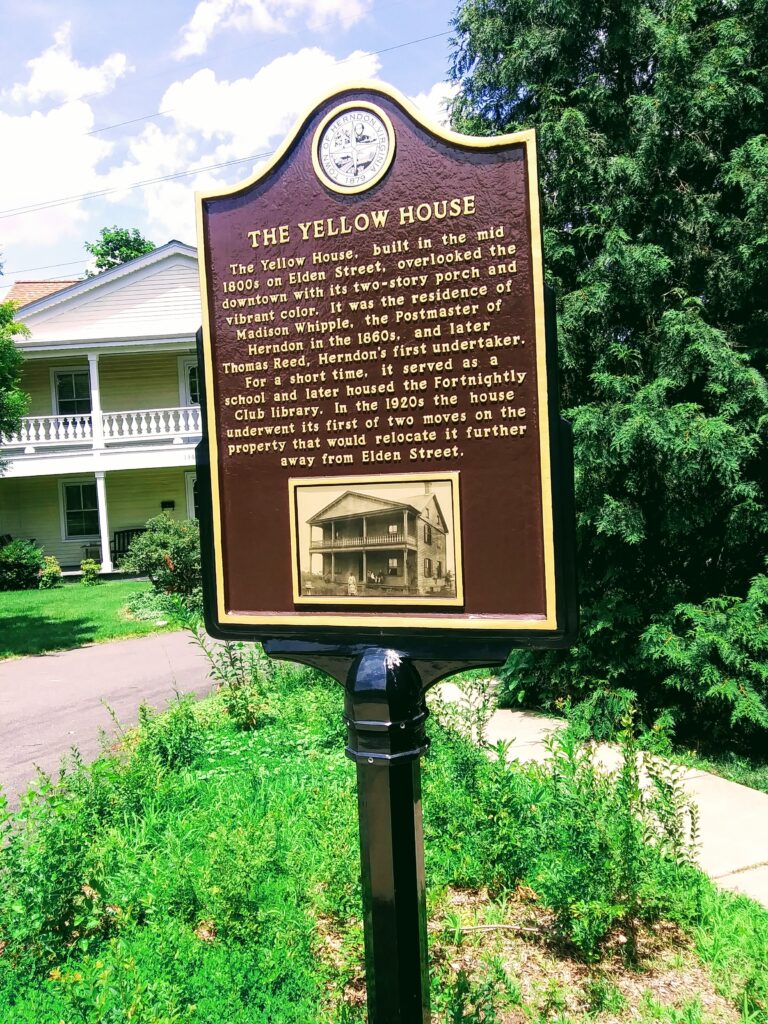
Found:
[222,681,263,731]
[121,513,201,598]
[79,558,101,585]
[641,567,768,750]
[0,539,44,590]
[38,555,62,589]
[427,694,700,960]
[135,696,204,771]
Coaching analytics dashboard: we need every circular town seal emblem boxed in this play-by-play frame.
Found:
[313,102,395,194]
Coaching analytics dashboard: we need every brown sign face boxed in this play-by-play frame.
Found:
[196,82,562,635]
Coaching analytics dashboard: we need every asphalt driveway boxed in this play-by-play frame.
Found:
[0,631,212,804]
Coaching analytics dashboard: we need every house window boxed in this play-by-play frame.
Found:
[185,472,198,519]
[424,523,432,544]
[424,557,433,578]
[187,366,200,405]
[388,524,398,534]
[388,557,399,576]
[53,368,91,416]
[179,357,201,406]
[436,561,442,578]
[61,480,99,538]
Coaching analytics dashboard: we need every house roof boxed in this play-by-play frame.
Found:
[5,280,81,307]
[11,240,200,349]
[15,240,197,318]
[309,489,449,533]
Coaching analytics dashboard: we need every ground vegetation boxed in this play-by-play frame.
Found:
[0,654,765,1022]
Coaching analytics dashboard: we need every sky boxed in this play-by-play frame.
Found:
[0,0,460,298]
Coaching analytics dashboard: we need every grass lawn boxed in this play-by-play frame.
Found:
[0,580,175,658]
[674,748,768,796]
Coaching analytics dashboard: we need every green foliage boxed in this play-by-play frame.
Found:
[180,607,269,730]
[84,226,155,274]
[0,539,44,590]
[425,701,700,960]
[38,555,62,589]
[0,300,30,446]
[642,565,768,746]
[451,0,768,748]
[121,513,201,598]
[135,697,205,771]
[79,559,101,586]
[0,664,765,1021]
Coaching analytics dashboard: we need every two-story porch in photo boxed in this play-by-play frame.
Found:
[306,489,454,598]
[0,241,203,571]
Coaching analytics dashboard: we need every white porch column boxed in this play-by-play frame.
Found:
[95,470,113,572]
[88,353,104,448]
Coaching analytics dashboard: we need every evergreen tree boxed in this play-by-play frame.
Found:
[84,226,155,274]
[450,0,768,745]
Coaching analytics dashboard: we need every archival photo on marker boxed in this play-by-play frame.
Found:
[291,475,462,604]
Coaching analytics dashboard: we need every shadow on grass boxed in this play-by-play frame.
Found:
[0,613,102,658]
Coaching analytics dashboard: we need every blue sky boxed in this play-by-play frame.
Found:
[0,0,459,296]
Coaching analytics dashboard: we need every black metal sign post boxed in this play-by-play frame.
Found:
[193,83,578,1024]
[260,641,514,1024]
[345,649,430,1022]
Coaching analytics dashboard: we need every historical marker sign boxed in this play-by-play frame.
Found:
[195,81,576,643]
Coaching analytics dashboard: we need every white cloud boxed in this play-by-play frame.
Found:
[10,23,130,104]
[175,0,371,59]
[408,81,459,128]
[0,28,135,250]
[106,47,382,240]
[0,100,115,248]
[163,47,381,151]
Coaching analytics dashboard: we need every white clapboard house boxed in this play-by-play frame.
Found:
[0,241,203,571]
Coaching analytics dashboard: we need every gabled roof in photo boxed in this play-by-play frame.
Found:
[309,489,449,533]
[11,241,200,345]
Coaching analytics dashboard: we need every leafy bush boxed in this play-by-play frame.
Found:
[79,558,100,585]
[122,513,201,598]
[425,704,699,960]
[0,539,44,590]
[38,555,62,589]
[641,567,768,750]
[135,696,205,771]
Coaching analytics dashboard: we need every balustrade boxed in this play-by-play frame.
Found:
[3,413,93,447]
[310,531,417,550]
[102,405,201,442]
[2,406,202,452]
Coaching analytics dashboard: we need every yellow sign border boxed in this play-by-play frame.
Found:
[195,79,556,632]
[312,100,396,195]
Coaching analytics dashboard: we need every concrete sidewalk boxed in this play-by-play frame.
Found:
[436,682,768,907]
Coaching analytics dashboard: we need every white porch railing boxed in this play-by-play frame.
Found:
[4,413,93,447]
[2,406,201,451]
[102,405,202,443]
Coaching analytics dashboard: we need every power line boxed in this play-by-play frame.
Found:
[87,110,173,136]
[1,258,90,275]
[0,25,454,232]
[0,149,276,219]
